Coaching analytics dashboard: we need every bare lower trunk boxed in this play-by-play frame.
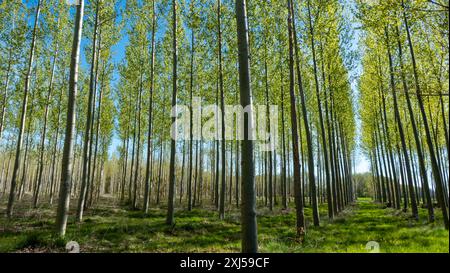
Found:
[166,0,177,226]
[287,0,305,237]
[77,0,100,222]
[236,0,257,253]
[144,0,156,214]
[55,0,84,236]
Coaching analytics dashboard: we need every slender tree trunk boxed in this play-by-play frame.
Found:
[194,139,199,206]
[49,82,64,205]
[235,113,240,208]
[280,59,288,210]
[263,41,273,211]
[128,100,138,204]
[287,0,305,237]
[132,60,144,209]
[229,141,233,205]
[215,85,220,209]
[236,0,257,253]
[166,0,177,226]
[86,26,102,209]
[188,3,195,211]
[157,140,163,205]
[6,0,42,218]
[55,0,84,236]
[264,152,267,206]
[120,125,129,203]
[144,0,156,213]
[77,1,99,222]
[218,0,226,220]
[179,141,186,204]
[320,42,335,219]
[199,140,204,205]
[305,0,321,226]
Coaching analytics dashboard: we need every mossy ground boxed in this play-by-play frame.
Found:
[0,196,448,253]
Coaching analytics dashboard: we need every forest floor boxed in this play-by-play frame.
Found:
[0,197,448,253]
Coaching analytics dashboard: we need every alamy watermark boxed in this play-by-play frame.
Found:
[170,97,279,152]
[365,241,380,253]
[65,241,80,253]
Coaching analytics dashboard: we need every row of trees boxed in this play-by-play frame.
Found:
[6,0,438,253]
[112,0,357,242]
[358,0,449,229]
[0,0,116,231]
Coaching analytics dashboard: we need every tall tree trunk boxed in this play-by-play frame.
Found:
[236,0,257,253]
[280,56,288,210]
[6,0,41,218]
[55,0,84,236]
[194,139,199,206]
[120,125,129,203]
[235,107,240,208]
[287,0,305,237]
[133,60,144,209]
[157,140,163,205]
[199,140,204,205]
[229,141,233,205]
[144,0,156,213]
[215,84,220,209]
[188,2,195,211]
[320,41,335,219]
[330,92,340,213]
[263,41,273,211]
[86,26,102,209]
[218,0,226,220]
[179,141,186,204]
[128,100,138,203]
[90,61,106,209]
[305,0,321,226]
[77,0,99,222]
[166,0,177,226]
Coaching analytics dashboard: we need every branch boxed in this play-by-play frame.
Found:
[427,0,449,9]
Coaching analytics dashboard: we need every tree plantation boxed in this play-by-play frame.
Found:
[0,0,448,253]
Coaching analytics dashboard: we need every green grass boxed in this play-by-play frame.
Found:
[0,197,448,253]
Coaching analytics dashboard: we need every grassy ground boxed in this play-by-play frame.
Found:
[0,197,448,253]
